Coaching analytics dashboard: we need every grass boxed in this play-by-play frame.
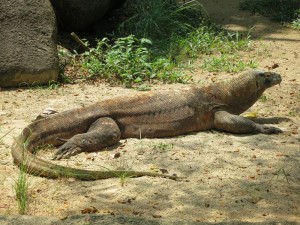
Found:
[153,142,174,152]
[107,157,134,186]
[117,172,131,187]
[118,0,206,41]
[18,80,61,90]
[79,0,255,87]
[259,94,268,102]
[0,129,29,214]
[11,136,31,215]
[291,17,300,30]
[82,35,188,87]
[14,163,29,215]
[201,54,257,73]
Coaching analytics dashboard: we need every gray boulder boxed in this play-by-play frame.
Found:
[0,0,59,87]
[50,0,126,31]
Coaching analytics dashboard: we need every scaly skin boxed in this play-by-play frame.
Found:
[11,70,282,180]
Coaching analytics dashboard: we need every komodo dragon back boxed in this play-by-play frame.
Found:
[11,70,282,180]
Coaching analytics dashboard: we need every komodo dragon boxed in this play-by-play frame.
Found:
[11,70,282,180]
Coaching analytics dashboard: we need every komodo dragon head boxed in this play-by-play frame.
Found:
[214,70,282,114]
[252,70,282,89]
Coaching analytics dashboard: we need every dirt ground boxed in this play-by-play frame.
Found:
[0,0,299,223]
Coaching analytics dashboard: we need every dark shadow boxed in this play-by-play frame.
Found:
[199,0,300,42]
[57,7,127,54]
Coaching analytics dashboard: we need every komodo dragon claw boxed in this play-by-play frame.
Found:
[53,144,82,160]
[259,125,282,134]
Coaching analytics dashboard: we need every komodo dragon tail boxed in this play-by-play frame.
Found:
[11,127,178,181]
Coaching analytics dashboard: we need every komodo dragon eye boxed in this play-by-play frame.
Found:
[264,72,273,84]
[256,71,271,87]
[259,72,272,85]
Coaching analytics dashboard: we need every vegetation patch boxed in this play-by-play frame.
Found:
[82,35,187,87]
[68,0,256,86]
[117,0,205,42]
[291,12,300,30]
[201,54,257,73]
[14,163,29,215]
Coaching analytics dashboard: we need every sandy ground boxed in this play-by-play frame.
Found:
[0,0,299,223]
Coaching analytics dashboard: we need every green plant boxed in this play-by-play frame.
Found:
[17,80,61,90]
[168,24,255,75]
[117,0,215,63]
[120,0,251,59]
[81,0,256,85]
[119,0,206,40]
[289,111,296,116]
[152,58,190,83]
[117,172,131,187]
[170,25,251,60]
[259,94,268,102]
[105,36,153,85]
[58,72,74,84]
[137,84,151,91]
[201,54,258,73]
[14,162,29,214]
[153,142,174,152]
[12,131,35,215]
[82,35,189,86]
[48,80,60,90]
[83,35,152,86]
[291,18,300,30]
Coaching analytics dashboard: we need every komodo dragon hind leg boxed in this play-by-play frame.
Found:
[53,117,121,160]
[214,111,282,134]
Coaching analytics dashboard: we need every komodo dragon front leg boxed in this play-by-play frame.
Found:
[214,111,282,134]
[54,117,121,159]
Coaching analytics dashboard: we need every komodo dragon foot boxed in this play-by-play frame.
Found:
[214,111,283,134]
[53,117,121,159]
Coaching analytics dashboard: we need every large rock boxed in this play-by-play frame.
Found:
[0,0,59,87]
[50,0,126,31]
